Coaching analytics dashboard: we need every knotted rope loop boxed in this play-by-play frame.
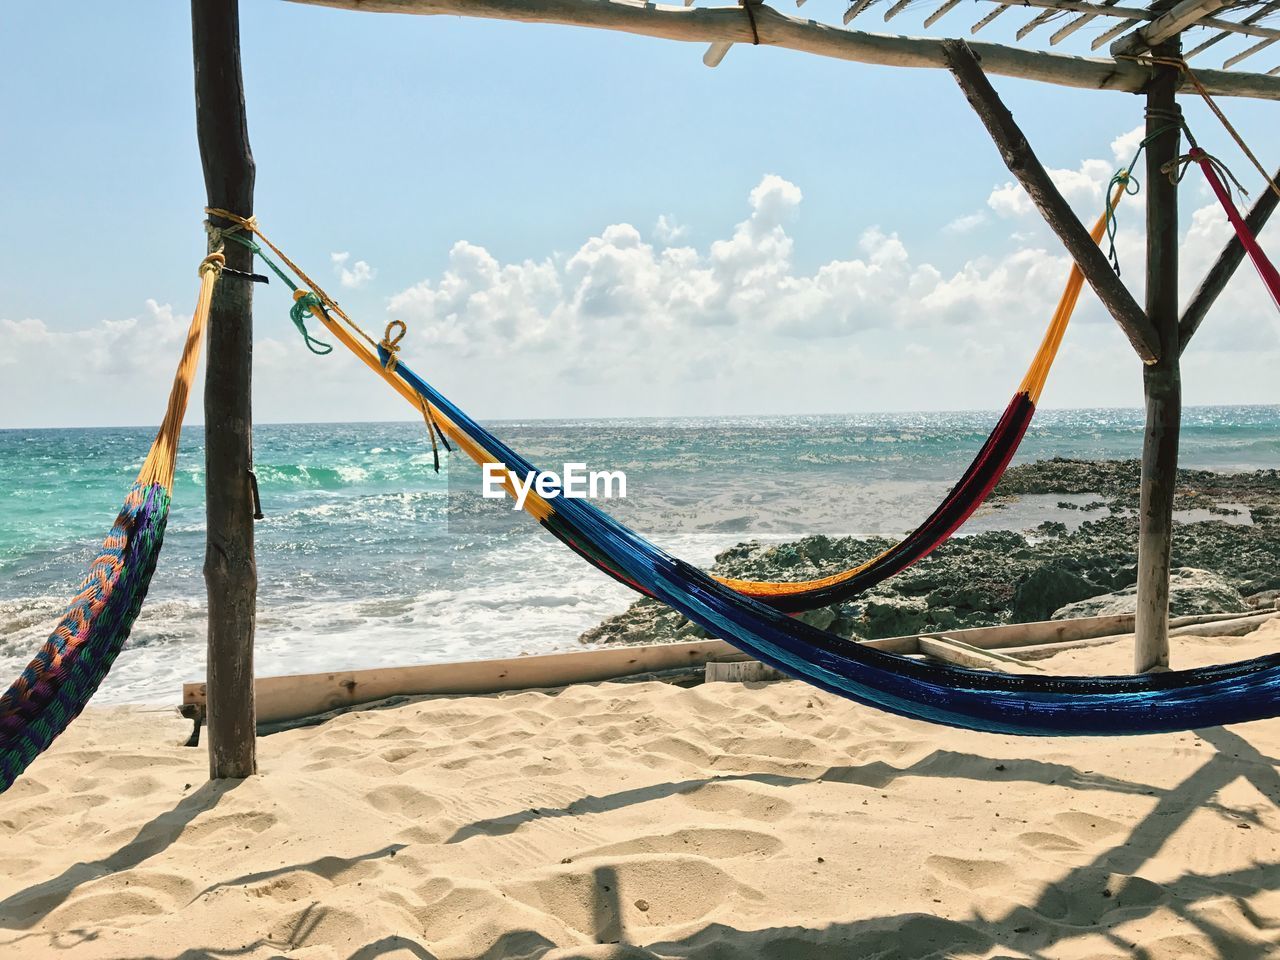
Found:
[289,289,335,355]
[1164,147,1250,204]
[199,251,226,278]
[380,320,407,373]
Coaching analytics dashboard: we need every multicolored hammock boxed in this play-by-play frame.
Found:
[214,187,1119,615]
[220,209,1280,738]
[0,254,221,793]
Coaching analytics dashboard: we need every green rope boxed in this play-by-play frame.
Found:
[220,232,333,355]
[1101,122,1182,277]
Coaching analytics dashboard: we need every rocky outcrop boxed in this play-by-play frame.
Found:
[1050,568,1250,620]
[580,461,1280,647]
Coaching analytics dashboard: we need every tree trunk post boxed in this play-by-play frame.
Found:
[1134,39,1183,674]
[192,0,258,778]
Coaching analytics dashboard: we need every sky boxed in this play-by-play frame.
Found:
[1,1,1278,428]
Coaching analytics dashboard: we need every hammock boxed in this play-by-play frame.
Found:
[217,186,1121,616]
[1190,147,1280,315]
[0,254,221,793]
[225,212,1280,737]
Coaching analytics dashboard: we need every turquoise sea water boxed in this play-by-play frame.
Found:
[2,405,1278,704]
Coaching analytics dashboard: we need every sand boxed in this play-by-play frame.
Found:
[3,621,1280,960]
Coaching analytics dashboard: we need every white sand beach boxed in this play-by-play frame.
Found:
[3,621,1279,959]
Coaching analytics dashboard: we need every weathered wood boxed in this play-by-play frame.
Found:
[706,660,791,682]
[1179,163,1280,354]
[940,39,1161,363]
[1111,0,1228,56]
[1134,42,1183,674]
[179,609,1271,725]
[918,636,1043,673]
[282,0,1280,100]
[192,0,258,780]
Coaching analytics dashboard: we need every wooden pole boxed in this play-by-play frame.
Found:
[940,39,1161,362]
[192,0,258,779]
[1133,39,1182,673]
[1178,163,1280,353]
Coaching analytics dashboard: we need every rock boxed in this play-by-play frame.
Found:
[1011,564,1103,623]
[580,460,1280,647]
[861,597,930,637]
[1245,589,1280,610]
[1051,568,1248,620]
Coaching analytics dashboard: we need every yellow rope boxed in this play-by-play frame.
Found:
[204,207,380,350]
[1018,177,1130,404]
[204,209,556,521]
[136,251,224,491]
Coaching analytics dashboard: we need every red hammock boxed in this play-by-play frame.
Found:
[1191,147,1280,314]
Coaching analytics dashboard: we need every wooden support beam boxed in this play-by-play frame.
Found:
[1134,41,1183,674]
[918,636,1043,673]
[1111,0,1228,58]
[1179,163,1280,353]
[283,0,1280,101]
[192,0,258,780]
[940,39,1161,363]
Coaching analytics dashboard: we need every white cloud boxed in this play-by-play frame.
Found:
[653,214,686,246]
[331,251,376,289]
[5,163,1277,427]
[944,211,987,234]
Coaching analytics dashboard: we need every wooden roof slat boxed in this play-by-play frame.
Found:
[1093,16,1143,47]
[1185,3,1280,59]
[1224,34,1279,66]
[1017,8,1067,40]
[844,0,876,24]
[1050,0,1121,44]
[971,4,1014,34]
[1112,0,1231,56]
[976,0,1280,41]
[884,0,915,22]
[923,0,963,27]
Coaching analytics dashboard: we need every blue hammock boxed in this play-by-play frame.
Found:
[377,344,1280,738]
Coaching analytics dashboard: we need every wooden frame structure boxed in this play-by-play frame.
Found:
[191,0,1279,774]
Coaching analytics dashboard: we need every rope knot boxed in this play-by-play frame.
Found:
[380,320,407,373]
[199,251,226,277]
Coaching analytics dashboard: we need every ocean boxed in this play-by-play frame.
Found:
[2,406,1278,706]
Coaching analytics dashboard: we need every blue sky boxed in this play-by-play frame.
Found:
[2,1,1278,427]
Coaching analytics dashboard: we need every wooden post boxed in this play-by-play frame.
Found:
[192,0,258,778]
[1134,39,1183,673]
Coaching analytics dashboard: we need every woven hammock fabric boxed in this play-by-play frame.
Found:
[0,484,169,791]
[379,348,1280,737]
[0,255,219,794]
[1193,148,1280,314]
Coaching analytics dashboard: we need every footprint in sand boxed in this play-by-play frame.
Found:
[925,854,1014,889]
[502,854,754,937]
[575,827,783,861]
[1017,830,1085,854]
[365,783,446,821]
[674,782,793,822]
[1053,810,1130,842]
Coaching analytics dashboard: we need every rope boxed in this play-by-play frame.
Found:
[218,229,333,354]
[380,320,451,471]
[205,207,381,350]
[1120,55,1280,203]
